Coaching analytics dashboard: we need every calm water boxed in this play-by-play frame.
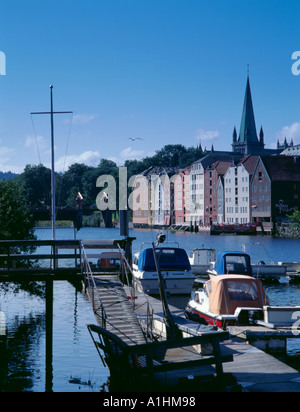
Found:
[0,226,300,392]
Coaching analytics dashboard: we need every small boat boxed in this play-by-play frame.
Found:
[207,251,252,278]
[208,251,283,282]
[251,261,286,280]
[132,247,195,295]
[278,261,300,273]
[186,274,270,330]
[97,251,122,271]
[189,248,216,277]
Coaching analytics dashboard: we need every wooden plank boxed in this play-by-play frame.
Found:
[222,338,300,392]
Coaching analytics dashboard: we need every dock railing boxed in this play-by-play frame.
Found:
[81,242,108,328]
[0,239,81,279]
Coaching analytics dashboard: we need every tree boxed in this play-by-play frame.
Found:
[289,210,300,229]
[16,164,52,207]
[0,180,36,242]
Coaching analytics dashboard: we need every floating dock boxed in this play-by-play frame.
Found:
[129,289,300,392]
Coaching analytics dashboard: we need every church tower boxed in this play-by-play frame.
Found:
[232,75,265,155]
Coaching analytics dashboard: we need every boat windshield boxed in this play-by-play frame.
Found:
[138,248,191,271]
[224,255,251,275]
[227,280,259,302]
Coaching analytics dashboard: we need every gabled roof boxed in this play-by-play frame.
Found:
[259,155,300,181]
[207,160,232,176]
[238,155,259,175]
[192,153,242,170]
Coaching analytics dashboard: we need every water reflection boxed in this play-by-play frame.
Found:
[0,309,45,391]
[0,280,109,392]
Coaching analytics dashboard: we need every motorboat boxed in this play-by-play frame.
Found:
[251,261,286,280]
[132,247,195,295]
[189,248,216,277]
[97,251,122,271]
[207,252,252,278]
[208,251,283,282]
[186,274,270,330]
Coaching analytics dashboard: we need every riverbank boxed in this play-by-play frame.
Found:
[276,223,300,239]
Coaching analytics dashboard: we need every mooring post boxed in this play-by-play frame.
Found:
[45,279,53,392]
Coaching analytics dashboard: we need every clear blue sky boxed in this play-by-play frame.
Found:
[0,0,299,173]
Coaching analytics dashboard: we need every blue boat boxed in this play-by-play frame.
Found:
[132,247,195,295]
[208,251,284,282]
[208,251,252,277]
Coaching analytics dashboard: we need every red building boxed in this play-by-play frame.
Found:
[204,161,232,226]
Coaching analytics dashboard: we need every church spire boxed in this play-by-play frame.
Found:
[238,74,258,144]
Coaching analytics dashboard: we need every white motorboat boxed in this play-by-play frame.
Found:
[132,247,195,295]
[251,261,286,280]
[189,248,216,277]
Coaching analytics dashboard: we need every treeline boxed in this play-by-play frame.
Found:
[13,144,206,209]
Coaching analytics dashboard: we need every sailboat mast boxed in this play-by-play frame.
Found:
[50,85,56,241]
[31,87,73,243]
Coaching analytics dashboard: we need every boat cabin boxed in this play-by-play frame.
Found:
[97,252,121,271]
[214,252,252,276]
[137,247,191,272]
[196,275,269,316]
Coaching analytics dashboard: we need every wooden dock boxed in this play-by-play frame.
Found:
[129,289,300,392]
[223,338,300,392]
[82,241,238,391]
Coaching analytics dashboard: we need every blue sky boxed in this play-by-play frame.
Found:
[0,0,299,173]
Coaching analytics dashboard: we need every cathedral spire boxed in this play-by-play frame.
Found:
[238,74,258,144]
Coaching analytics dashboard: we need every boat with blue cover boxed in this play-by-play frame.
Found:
[132,247,195,295]
[208,251,284,282]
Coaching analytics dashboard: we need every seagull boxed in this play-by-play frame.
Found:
[128,137,143,141]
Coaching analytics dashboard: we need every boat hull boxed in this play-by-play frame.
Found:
[186,308,227,330]
[134,275,195,295]
[190,264,210,276]
[251,264,286,281]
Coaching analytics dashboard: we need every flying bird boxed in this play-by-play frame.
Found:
[128,137,143,141]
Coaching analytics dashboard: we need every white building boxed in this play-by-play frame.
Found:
[189,160,205,226]
[224,156,258,224]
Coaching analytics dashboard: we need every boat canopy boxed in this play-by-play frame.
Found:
[214,252,252,276]
[205,275,269,315]
[138,247,191,272]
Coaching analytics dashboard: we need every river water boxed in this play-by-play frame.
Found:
[0,227,300,392]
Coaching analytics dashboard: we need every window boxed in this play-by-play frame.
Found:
[227,281,259,302]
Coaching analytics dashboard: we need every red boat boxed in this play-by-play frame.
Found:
[186,274,270,330]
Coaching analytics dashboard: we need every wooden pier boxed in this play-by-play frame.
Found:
[129,289,300,392]
[82,240,237,391]
[1,237,300,391]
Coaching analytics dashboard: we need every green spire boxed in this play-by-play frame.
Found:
[238,75,258,144]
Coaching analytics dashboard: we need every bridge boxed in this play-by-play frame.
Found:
[29,206,113,228]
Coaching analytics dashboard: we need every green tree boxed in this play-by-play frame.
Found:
[0,180,36,241]
[16,164,52,207]
[289,210,300,229]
